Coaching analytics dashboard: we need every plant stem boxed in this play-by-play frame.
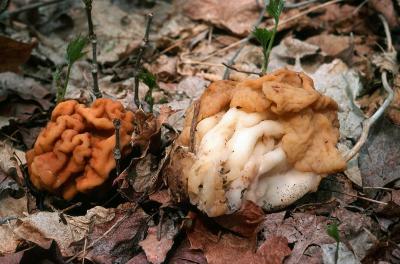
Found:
[83,0,102,99]
[58,64,72,103]
[263,23,278,74]
[134,13,153,109]
[334,241,339,264]
[113,119,121,177]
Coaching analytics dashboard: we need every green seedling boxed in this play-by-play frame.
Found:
[139,70,157,112]
[326,222,340,264]
[252,0,284,74]
[55,35,88,103]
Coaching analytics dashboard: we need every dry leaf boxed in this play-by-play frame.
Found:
[139,218,179,264]
[187,215,288,264]
[183,0,261,36]
[214,201,264,237]
[0,36,35,73]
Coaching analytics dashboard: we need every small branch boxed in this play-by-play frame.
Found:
[285,0,318,8]
[113,119,121,177]
[222,63,261,76]
[223,2,266,79]
[189,100,200,153]
[134,13,153,109]
[379,14,394,53]
[82,0,102,99]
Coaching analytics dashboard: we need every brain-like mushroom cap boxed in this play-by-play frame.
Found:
[26,98,135,200]
[169,69,346,216]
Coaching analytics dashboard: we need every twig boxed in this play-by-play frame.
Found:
[82,0,102,99]
[379,14,394,53]
[113,119,121,176]
[222,63,261,76]
[134,13,153,109]
[189,100,200,153]
[285,0,319,8]
[157,209,164,241]
[0,0,69,19]
[81,237,87,264]
[344,15,395,162]
[0,216,18,225]
[223,2,267,79]
[61,202,82,214]
[320,189,388,205]
[202,0,343,61]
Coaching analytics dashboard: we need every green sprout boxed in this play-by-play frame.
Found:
[139,70,157,112]
[326,222,340,264]
[55,35,88,103]
[252,0,284,74]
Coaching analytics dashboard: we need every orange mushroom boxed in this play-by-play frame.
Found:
[167,69,346,217]
[26,98,135,200]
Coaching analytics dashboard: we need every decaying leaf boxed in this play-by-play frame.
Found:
[84,203,148,264]
[187,215,291,264]
[359,117,400,187]
[0,36,35,73]
[139,218,179,264]
[214,201,264,237]
[183,0,261,36]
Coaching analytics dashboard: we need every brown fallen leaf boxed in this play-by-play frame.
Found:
[369,0,400,29]
[139,218,179,264]
[0,36,35,73]
[168,239,207,264]
[214,201,264,237]
[126,252,150,264]
[84,203,148,264]
[183,0,261,36]
[187,215,290,264]
[258,235,292,264]
[0,241,64,264]
[306,34,350,58]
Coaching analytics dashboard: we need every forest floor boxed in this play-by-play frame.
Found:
[0,0,400,263]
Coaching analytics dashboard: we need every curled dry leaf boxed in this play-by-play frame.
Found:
[0,72,52,129]
[114,106,175,196]
[11,205,116,256]
[183,0,261,36]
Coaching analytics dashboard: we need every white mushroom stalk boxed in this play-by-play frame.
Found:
[166,69,346,217]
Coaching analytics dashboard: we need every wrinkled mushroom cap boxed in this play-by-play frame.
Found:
[166,69,346,217]
[26,98,135,200]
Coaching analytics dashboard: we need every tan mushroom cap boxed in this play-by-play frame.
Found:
[180,69,345,174]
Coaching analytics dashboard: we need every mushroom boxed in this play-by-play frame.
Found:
[26,98,135,200]
[166,69,346,217]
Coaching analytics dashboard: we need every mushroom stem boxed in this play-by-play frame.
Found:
[134,13,153,109]
[82,0,102,99]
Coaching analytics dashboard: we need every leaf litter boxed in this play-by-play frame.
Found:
[0,0,400,263]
